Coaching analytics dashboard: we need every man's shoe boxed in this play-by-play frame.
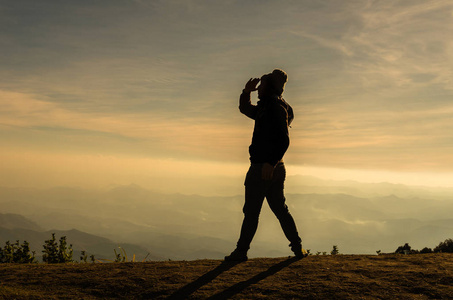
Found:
[224,249,248,262]
[290,243,308,259]
[294,248,308,259]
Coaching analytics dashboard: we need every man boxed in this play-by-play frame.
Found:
[225,69,306,262]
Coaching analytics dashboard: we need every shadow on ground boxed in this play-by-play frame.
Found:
[168,256,301,299]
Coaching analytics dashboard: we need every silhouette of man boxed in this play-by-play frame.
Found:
[225,69,306,262]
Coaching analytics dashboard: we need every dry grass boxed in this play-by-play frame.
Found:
[1,254,453,299]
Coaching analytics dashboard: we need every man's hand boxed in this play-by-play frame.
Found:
[262,163,275,180]
[244,78,260,93]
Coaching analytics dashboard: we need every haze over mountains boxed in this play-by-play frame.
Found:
[1,176,453,260]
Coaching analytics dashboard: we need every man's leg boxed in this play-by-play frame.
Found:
[226,164,265,261]
[266,163,304,256]
[236,185,265,250]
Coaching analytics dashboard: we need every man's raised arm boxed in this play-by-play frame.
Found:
[239,78,260,119]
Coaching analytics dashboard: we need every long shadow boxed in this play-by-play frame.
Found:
[207,256,302,300]
[167,260,241,299]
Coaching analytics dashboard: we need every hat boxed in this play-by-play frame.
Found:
[270,69,288,96]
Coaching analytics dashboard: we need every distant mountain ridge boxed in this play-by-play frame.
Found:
[0,213,161,261]
[0,213,43,231]
[1,178,453,259]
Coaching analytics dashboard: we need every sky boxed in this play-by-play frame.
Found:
[1,0,453,194]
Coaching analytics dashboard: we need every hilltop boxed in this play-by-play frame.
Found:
[1,254,453,299]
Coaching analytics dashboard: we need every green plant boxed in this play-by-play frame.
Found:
[16,241,36,263]
[0,241,14,263]
[420,247,433,254]
[42,233,73,263]
[114,248,126,262]
[331,245,339,255]
[395,243,412,254]
[98,247,150,263]
[434,238,453,253]
[0,240,36,263]
[79,251,97,263]
[80,250,88,263]
[115,247,151,262]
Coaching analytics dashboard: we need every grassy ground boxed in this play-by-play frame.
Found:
[1,254,453,299]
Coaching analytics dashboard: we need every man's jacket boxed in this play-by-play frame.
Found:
[239,91,294,166]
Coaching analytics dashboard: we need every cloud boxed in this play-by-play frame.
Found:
[340,1,453,92]
[0,89,250,162]
[1,0,453,189]
[0,147,245,193]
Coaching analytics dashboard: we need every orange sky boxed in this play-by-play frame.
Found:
[1,1,453,194]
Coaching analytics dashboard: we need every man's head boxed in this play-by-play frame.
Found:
[258,69,288,98]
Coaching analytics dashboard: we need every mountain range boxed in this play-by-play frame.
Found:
[1,177,453,260]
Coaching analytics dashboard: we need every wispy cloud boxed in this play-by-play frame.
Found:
[289,31,353,57]
[340,1,453,92]
[1,0,453,189]
[0,89,249,161]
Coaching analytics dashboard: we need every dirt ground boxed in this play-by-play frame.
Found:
[1,254,453,299]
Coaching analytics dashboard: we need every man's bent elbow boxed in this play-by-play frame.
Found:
[239,105,250,116]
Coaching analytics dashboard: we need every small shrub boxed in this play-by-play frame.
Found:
[420,247,433,254]
[42,233,73,263]
[79,251,96,263]
[0,241,14,263]
[331,245,339,255]
[114,248,126,262]
[0,240,36,263]
[15,241,36,263]
[395,243,412,254]
[434,238,453,253]
[80,251,88,263]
